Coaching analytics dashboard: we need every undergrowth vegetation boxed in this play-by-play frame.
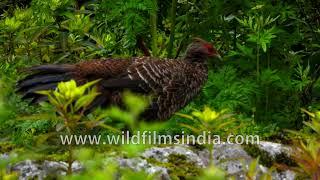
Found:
[0,0,320,179]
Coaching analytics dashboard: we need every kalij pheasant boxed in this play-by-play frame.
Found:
[17,38,220,120]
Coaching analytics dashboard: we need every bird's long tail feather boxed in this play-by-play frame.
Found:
[16,64,76,103]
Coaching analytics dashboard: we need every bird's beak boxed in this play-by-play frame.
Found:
[211,53,222,61]
[216,53,222,60]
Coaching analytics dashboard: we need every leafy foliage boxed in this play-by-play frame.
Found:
[202,66,256,112]
[178,106,238,137]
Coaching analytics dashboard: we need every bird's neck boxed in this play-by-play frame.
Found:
[184,52,208,64]
[184,55,208,73]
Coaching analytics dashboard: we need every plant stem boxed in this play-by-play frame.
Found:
[265,49,271,114]
[25,33,31,59]
[233,24,237,50]
[167,0,177,58]
[67,144,73,175]
[256,44,260,81]
[61,109,73,175]
[8,32,13,60]
[255,33,260,122]
[150,0,158,56]
[209,144,213,165]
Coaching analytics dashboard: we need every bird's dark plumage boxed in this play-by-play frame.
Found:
[17,38,220,120]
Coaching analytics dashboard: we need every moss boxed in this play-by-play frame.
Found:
[295,174,311,180]
[243,144,297,168]
[146,154,202,179]
[46,152,69,161]
[0,142,15,153]
[243,144,274,167]
[274,152,297,167]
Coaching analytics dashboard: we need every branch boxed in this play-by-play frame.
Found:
[150,0,158,56]
[301,63,320,106]
[167,0,177,58]
[174,37,188,59]
[137,36,151,57]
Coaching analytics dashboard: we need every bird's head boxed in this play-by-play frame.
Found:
[184,38,221,62]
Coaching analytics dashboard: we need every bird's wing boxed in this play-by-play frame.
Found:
[101,59,190,120]
[151,77,190,120]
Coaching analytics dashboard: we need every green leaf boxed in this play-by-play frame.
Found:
[74,92,100,111]
[47,94,60,107]
[248,157,259,178]
[81,79,101,90]
[261,42,267,52]
[36,90,50,96]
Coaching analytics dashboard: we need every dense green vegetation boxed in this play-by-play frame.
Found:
[0,0,320,179]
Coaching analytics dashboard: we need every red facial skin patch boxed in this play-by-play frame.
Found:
[204,43,216,56]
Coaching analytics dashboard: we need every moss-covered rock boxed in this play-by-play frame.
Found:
[243,143,296,168]
[0,142,15,153]
[243,144,274,167]
[146,153,201,179]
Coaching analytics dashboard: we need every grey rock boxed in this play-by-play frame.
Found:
[138,143,295,180]
[272,170,296,180]
[117,157,170,180]
[211,143,252,179]
[5,141,296,180]
[11,160,44,180]
[0,153,9,160]
[213,143,251,175]
[258,141,291,158]
[211,143,295,180]
[11,160,82,180]
[142,145,207,167]
[197,148,210,167]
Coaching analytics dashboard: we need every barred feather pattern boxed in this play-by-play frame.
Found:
[127,57,208,120]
